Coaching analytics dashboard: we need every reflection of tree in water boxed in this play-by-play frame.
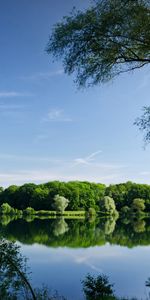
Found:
[0,239,66,299]
[1,215,15,226]
[104,218,116,235]
[53,218,69,237]
[2,216,150,248]
[0,239,34,299]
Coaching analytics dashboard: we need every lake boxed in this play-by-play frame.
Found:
[1,216,150,299]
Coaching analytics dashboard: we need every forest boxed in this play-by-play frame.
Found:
[0,181,150,215]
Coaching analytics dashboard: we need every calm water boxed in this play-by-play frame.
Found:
[1,216,150,299]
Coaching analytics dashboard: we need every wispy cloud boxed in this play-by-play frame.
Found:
[73,150,102,166]
[0,151,128,187]
[43,109,72,122]
[21,69,64,80]
[0,91,32,98]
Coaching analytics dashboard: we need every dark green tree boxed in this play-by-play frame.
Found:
[47,0,150,143]
[82,274,115,300]
[47,0,150,87]
[0,239,36,300]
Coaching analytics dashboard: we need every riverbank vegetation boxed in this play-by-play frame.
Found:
[0,181,150,217]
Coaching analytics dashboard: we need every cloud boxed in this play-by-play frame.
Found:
[43,109,72,122]
[73,150,102,166]
[0,91,32,98]
[1,152,146,187]
[21,69,64,80]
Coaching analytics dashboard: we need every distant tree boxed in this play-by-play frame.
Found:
[0,203,12,214]
[82,274,115,300]
[30,187,49,210]
[121,205,130,215]
[23,207,35,215]
[0,185,19,208]
[133,219,146,233]
[53,194,69,213]
[105,183,128,210]
[88,207,96,216]
[15,183,36,210]
[132,198,145,213]
[2,203,16,214]
[99,196,117,215]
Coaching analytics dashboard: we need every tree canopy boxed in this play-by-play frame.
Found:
[47,0,150,143]
[47,0,150,87]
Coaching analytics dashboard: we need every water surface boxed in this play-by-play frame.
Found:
[1,217,150,299]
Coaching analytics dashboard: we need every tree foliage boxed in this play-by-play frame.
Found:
[132,198,145,212]
[99,196,117,215]
[53,194,69,213]
[47,0,150,87]
[82,273,115,300]
[47,0,150,143]
[0,239,31,299]
[134,106,150,143]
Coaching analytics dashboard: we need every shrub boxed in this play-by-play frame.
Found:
[23,207,35,215]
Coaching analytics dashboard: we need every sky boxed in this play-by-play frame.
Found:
[0,0,149,187]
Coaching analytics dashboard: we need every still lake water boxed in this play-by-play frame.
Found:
[1,216,150,299]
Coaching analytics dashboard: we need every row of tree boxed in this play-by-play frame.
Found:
[0,181,150,212]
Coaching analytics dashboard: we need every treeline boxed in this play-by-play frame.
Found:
[0,181,105,211]
[105,181,150,212]
[0,181,150,212]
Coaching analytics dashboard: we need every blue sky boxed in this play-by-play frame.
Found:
[0,0,149,187]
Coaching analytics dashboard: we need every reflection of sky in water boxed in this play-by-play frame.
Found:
[19,243,150,300]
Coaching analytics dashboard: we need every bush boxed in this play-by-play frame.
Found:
[23,207,35,215]
[0,203,12,214]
